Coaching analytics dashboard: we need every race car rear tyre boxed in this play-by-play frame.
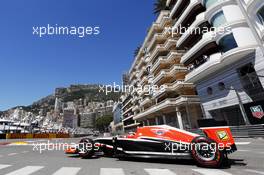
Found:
[78,138,95,158]
[190,136,223,168]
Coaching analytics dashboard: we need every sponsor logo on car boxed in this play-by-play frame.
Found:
[216,130,229,141]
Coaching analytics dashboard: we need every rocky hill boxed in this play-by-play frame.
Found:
[2,84,121,116]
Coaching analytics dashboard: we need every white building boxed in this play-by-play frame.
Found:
[166,0,264,125]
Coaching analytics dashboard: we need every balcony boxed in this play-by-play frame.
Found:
[181,31,216,64]
[132,105,139,112]
[147,33,167,52]
[153,80,193,97]
[138,66,147,79]
[124,122,140,129]
[177,12,206,48]
[122,115,134,122]
[173,0,204,29]
[149,39,177,64]
[122,106,133,116]
[185,44,258,83]
[158,11,171,28]
[139,75,148,86]
[152,65,187,85]
[170,0,190,20]
[139,97,152,107]
[149,46,169,65]
[151,51,183,74]
[133,96,200,120]
[122,98,132,110]
[185,52,222,83]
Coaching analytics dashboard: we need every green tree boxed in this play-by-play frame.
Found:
[134,46,141,58]
[95,115,113,132]
[153,0,168,15]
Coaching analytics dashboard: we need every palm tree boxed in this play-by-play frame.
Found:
[153,0,168,15]
[134,46,141,57]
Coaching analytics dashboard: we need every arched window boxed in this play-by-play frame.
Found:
[219,33,238,53]
[218,82,226,91]
[207,87,213,95]
[211,11,227,27]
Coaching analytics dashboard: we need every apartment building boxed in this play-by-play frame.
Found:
[121,10,203,132]
[166,0,264,125]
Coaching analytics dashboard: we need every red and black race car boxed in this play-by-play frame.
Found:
[65,125,237,168]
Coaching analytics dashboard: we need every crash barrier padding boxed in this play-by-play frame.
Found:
[49,134,57,138]
[56,133,70,138]
[33,133,50,138]
[6,133,28,139]
[2,133,70,139]
[0,134,6,139]
[26,134,33,139]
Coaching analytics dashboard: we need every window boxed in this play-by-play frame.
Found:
[207,87,213,95]
[211,11,227,27]
[218,82,225,91]
[204,0,219,9]
[219,33,238,53]
[257,6,264,25]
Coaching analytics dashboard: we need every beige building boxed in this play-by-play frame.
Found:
[121,10,203,132]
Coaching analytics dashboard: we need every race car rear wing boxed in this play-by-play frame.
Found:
[199,126,237,154]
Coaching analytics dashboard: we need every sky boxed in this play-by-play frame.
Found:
[0,0,156,111]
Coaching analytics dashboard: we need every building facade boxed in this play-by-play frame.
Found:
[111,102,123,134]
[121,10,203,132]
[166,0,264,125]
[62,108,78,128]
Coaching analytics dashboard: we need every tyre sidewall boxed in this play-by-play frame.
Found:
[191,136,223,168]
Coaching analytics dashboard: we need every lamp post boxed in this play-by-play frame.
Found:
[227,87,250,125]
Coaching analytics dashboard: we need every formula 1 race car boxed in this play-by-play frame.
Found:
[65,125,237,168]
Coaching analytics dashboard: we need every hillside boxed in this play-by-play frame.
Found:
[2,84,121,115]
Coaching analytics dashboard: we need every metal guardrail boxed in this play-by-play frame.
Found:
[230,124,264,138]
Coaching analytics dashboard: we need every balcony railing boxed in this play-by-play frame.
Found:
[173,0,203,29]
[177,12,206,48]
[185,52,222,82]
[181,31,216,64]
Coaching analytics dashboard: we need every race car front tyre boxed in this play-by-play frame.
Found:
[78,138,95,158]
[190,136,223,168]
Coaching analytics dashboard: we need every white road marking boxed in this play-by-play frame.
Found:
[7,153,18,156]
[0,164,11,170]
[235,142,251,145]
[52,167,81,175]
[237,149,250,152]
[245,169,264,175]
[5,166,44,175]
[145,168,176,175]
[192,169,232,175]
[22,151,29,153]
[100,168,125,175]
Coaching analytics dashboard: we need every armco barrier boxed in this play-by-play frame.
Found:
[1,133,70,139]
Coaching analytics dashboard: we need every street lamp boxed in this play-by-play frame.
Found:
[226,86,250,125]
